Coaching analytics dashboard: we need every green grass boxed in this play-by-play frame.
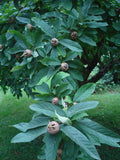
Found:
[0,90,42,160]
[0,88,120,160]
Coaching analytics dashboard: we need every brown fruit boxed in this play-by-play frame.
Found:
[24,49,32,57]
[9,17,15,23]
[26,24,32,31]
[61,63,69,71]
[16,54,20,60]
[51,38,59,46]
[47,121,60,134]
[71,31,78,40]
[0,44,3,49]
[57,149,63,157]
[52,97,59,105]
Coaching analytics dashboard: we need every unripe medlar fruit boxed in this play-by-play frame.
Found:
[61,63,69,71]
[71,31,78,40]
[24,49,32,57]
[47,121,60,134]
[52,97,59,105]
[73,102,77,105]
[26,24,32,31]
[51,38,59,46]
[0,44,3,49]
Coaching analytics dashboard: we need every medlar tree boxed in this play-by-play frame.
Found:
[0,0,120,97]
[0,0,120,159]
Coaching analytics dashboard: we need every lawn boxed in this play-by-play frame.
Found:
[0,88,120,160]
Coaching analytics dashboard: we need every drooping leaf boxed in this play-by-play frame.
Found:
[62,139,79,160]
[43,132,62,160]
[60,125,101,160]
[73,83,96,102]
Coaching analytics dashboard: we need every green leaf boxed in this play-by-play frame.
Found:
[51,71,70,87]
[71,112,88,121]
[11,65,24,72]
[62,139,79,160]
[59,39,82,53]
[16,17,30,24]
[64,76,78,91]
[43,132,62,160]
[77,118,120,147]
[81,0,94,18]
[13,116,50,132]
[55,111,72,125]
[41,57,61,66]
[28,67,48,87]
[8,30,30,47]
[60,125,101,160]
[30,102,66,117]
[32,18,54,37]
[85,22,108,28]
[36,82,50,94]
[11,126,47,143]
[34,93,53,101]
[73,83,96,102]
[110,34,120,45]
[113,21,120,31]
[67,101,99,117]
[79,35,96,46]
[79,118,120,139]
[61,0,72,10]
[56,83,70,97]
[50,47,58,58]
[69,69,83,81]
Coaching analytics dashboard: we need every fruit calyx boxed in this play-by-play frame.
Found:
[61,63,69,71]
[52,97,59,105]
[51,38,59,46]
[47,121,60,134]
